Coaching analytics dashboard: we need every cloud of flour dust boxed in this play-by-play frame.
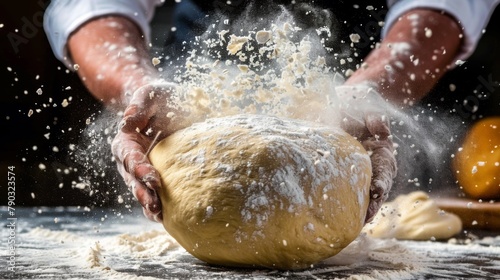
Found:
[72,109,135,208]
[388,105,466,198]
[153,3,352,129]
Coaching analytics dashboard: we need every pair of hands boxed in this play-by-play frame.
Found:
[112,84,397,223]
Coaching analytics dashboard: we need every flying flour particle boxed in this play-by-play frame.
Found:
[349,33,361,43]
[152,57,161,66]
[424,27,432,38]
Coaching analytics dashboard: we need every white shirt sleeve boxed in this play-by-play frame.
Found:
[384,0,500,61]
[43,0,163,68]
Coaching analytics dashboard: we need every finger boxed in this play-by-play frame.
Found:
[112,130,162,191]
[364,112,391,140]
[365,200,381,223]
[122,84,176,132]
[340,112,370,140]
[143,206,163,222]
[118,161,160,210]
[370,145,397,198]
[130,176,163,222]
[123,168,162,221]
[365,144,397,223]
[120,103,156,134]
[116,148,163,222]
[124,150,161,185]
[111,131,148,170]
[365,177,391,222]
[120,86,161,133]
[113,136,162,189]
[133,178,162,215]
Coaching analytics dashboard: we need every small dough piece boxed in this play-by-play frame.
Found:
[363,191,462,240]
[227,35,249,54]
[149,114,372,269]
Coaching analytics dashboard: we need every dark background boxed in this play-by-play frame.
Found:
[1,1,499,207]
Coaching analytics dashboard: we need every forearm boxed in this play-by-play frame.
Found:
[68,16,158,107]
[346,9,462,106]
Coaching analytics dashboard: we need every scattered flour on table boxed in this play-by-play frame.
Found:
[23,226,500,279]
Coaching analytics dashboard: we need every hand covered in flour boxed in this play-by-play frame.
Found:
[336,85,397,223]
[111,82,180,222]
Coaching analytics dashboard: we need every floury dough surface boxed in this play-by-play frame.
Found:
[149,114,372,269]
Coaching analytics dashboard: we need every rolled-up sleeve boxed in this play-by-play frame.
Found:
[384,0,500,61]
[43,0,162,67]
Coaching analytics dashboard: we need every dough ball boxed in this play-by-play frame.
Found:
[453,117,500,199]
[363,191,462,240]
[149,114,372,269]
